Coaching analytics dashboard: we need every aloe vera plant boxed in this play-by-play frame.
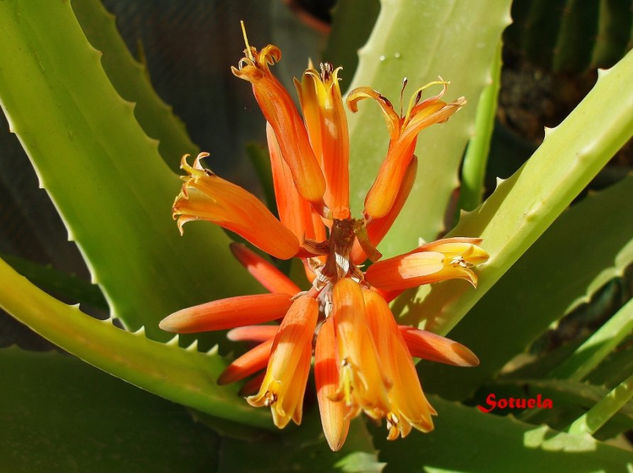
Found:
[1,0,633,471]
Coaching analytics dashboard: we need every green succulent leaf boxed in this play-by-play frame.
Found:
[373,396,633,473]
[485,378,633,434]
[217,415,382,473]
[0,251,106,310]
[549,297,633,381]
[456,39,503,214]
[0,347,220,473]
[0,256,271,428]
[402,50,633,335]
[588,343,633,389]
[420,174,633,400]
[71,0,199,170]
[347,0,513,257]
[568,372,633,436]
[0,0,260,340]
[323,0,381,92]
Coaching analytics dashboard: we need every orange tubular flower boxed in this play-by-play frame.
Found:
[295,63,350,219]
[363,289,436,439]
[162,29,488,451]
[315,316,350,451]
[232,40,325,204]
[330,278,391,420]
[365,237,489,292]
[173,154,299,260]
[348,82,466,219]
[267,123,326,242]
[247,295,318,428]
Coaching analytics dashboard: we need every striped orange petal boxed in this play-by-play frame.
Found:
[218,337,274,385]
[351,156,418,264]
[365,237,488,292]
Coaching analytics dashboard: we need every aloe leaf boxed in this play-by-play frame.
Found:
[568,372,633,436]
[217,415,382,473]
[552,0,601,73]
[347,0,513,256]
[485,378,633,433]
[509,0,632,73]
[549,297,633,381]
[456,39,503,214]
[0,252,106,310]
[590,0,633,69]
[0,256,271,428]
[419,175,633,400]
[0,0,260,339]
[588,344,633,388]
[402,50,633,334]
[0,347,220,472]
[71,0,199,170]
[323,0,380,92]
[373,396,633,472]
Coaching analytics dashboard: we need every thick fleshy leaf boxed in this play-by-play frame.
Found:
[0,256,271,428]
[402,50,633,335]
[373,396,633,473]
[420,175,633,400]
[0,347,219,473]
[0,0,260,340]
[71,0,198,170]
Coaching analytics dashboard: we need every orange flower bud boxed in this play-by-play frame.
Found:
[159,293,292,333]
[218,338,274,385]
[230,243,300,295]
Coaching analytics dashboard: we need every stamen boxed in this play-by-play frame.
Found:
[450,256,472,268]
[264,391,277,407]
[240,20,254,62]
[404,78,448,122]
[399,77,408,117]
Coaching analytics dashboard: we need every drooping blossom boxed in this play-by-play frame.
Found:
[161,27,488,451]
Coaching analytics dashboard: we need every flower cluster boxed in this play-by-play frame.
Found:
[160,32,488,451]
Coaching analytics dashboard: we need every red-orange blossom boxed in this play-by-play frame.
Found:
[160,30,488,451]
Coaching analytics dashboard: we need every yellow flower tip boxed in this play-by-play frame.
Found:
[365,238,488,291]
